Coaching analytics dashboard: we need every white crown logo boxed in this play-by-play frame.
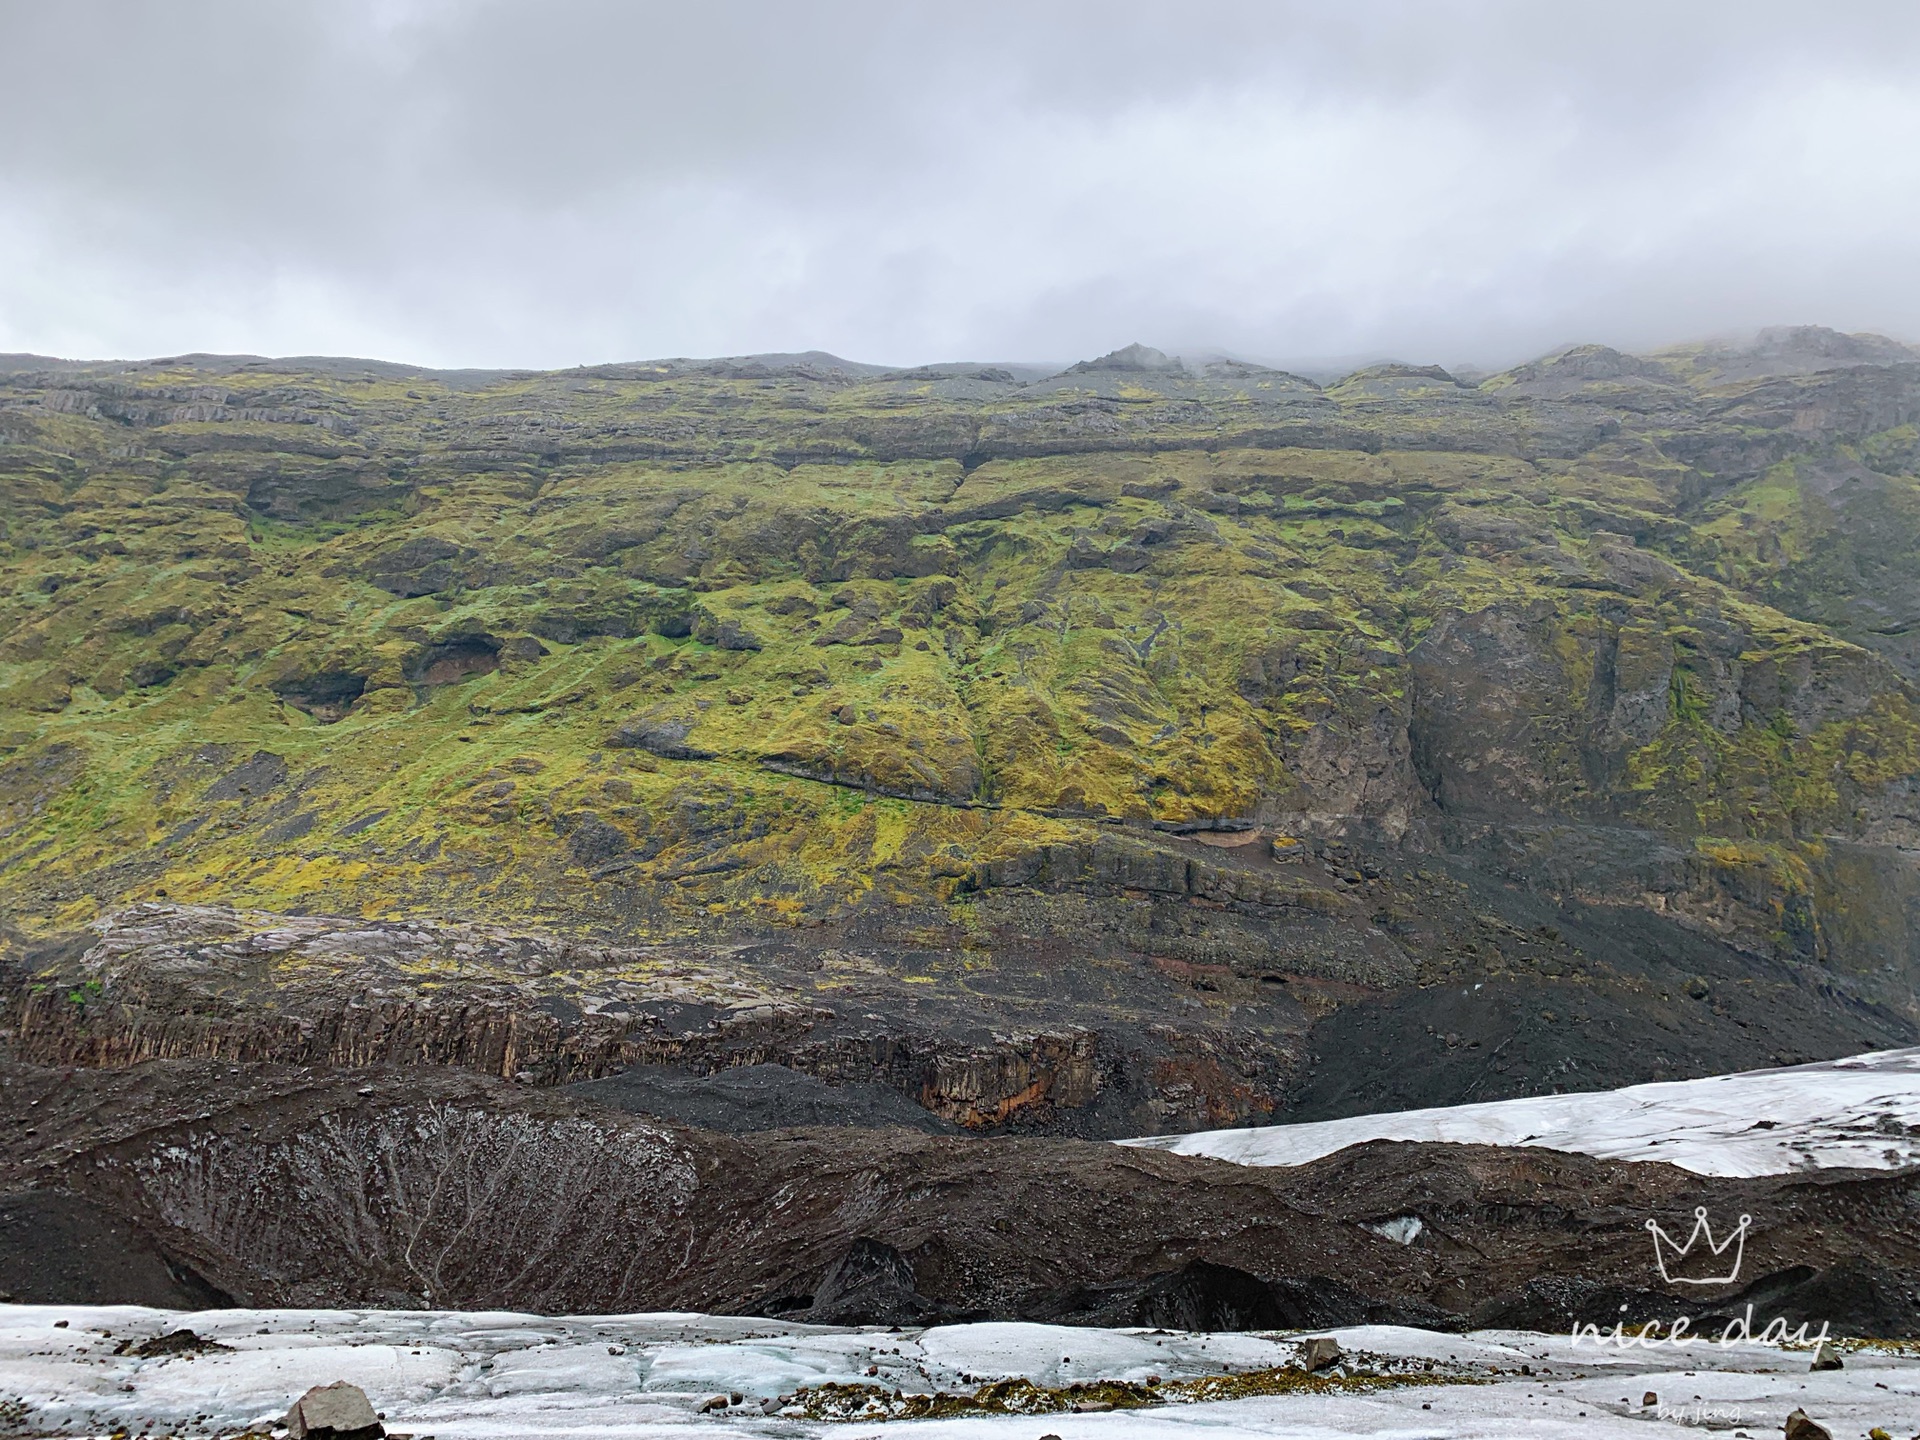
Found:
[1645,1207,1751,1286]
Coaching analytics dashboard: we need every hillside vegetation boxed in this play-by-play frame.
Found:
[2,328,1917,1132]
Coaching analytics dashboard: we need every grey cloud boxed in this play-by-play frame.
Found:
[2,0,1918,369]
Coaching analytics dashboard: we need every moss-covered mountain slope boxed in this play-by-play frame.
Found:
[2,328,1917,1132]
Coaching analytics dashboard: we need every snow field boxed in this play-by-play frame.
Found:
[1122,1046,1920,1176]
[0,1306,1912,1439]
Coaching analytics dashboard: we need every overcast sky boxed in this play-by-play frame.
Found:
[3,1,1919,372]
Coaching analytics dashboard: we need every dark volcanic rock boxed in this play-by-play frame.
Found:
[0,1189,232,1308]
[1037,1260,1428,1332]
[570,1063,959,1134]
[1471,1260,1920,1340]
[120,1328,231,1358]
[359,536,470,596]
[9,897,1913,1141]
[608,713,715,759]
[805,1238,948,1326]
[1066,343,1186,375]
[271,670,368,722]
[202,750,288,802]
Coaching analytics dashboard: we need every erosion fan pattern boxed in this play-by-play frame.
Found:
[1,332,1918,1125]
[82,1102,699,1310]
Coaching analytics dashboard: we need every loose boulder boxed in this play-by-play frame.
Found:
[285,1381,384,1440]
[1298,1336,1343,1372]
[1784,1409,1832,1440]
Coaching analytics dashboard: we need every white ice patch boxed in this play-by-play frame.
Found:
[1120,1045,1920,1176]
[642,1338,874,1396]
[1364,1215,1425,1245]
[917,1321,1293,1387]
[477,1343,644,1397]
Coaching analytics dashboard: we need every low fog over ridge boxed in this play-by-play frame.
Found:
[4,4,1920,368]
[6,324,1916,389]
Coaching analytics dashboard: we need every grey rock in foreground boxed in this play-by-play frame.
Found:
[286,1380,383,1440]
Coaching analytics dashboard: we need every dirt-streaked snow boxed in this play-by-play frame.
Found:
[0,1304,1912,1438]
[1121,1046,1920,1176]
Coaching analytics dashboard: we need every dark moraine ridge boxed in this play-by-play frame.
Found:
[2,1059,1915,1337]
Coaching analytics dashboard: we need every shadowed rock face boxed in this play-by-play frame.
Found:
[0,1190,233,1308]
[3,1059,1917,1336]
[0,330,1918,1131]
[571,1062,961,1134]
[802,1238,948,1326]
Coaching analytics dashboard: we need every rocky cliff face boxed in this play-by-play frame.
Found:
[1,331,1918,1125]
